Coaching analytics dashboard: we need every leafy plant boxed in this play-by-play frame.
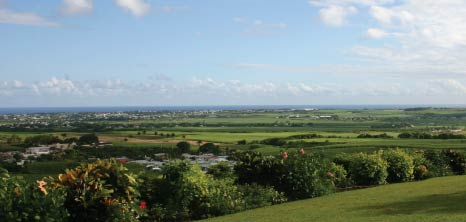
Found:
[0,168,69,222]
[51,159,142,222]
[381,149,414,183]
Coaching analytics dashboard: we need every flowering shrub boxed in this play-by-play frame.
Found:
[51,159,142,222]
[329,163,352,188]
[0,168,69,222]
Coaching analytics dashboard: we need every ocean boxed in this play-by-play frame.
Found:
[0,104,465,115]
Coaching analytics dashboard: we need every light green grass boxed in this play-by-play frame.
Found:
[202,176,466,222]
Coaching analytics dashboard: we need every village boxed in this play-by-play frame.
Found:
[0,140,235,172]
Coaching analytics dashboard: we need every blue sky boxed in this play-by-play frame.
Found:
[2,0,466,107]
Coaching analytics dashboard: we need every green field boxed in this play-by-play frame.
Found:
[202,176,466,222]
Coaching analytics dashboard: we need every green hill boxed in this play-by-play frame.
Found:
[202,176,466,222]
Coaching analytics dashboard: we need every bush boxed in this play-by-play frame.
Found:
[347,152,388,186]
[442,149,466,175]
[329,163,352,188]
[176,141,191,154]
[423,150,452,177]
[281,152,335,200]
[51,159,142,222]
[154,161,243,221]
[0,168,69,222]
[77,133,99,145]
[234,152,286,189]
[412,152,430,180]
[199,143,220,155]
[238,184,287,210]
[381,149,414,183]
[207,161,235,179]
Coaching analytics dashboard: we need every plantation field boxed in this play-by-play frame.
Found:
[202,175,466,222]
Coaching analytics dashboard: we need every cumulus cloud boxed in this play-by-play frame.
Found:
[318,5,357,27]
[366,28,388,39]
[115,0,150,17]
[0,9,59,27]
[60,0,93,15]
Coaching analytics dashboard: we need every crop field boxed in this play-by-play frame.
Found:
[2,107,466,178]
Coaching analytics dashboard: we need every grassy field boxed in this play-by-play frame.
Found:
[202,176,466,222]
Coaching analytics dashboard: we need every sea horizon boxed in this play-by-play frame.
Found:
[1,104,466,115]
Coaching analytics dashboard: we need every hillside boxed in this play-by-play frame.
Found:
[202,176,466,222]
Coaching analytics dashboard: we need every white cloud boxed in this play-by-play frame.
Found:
[318,5,357,27]
[369,6,394,24]
[366,28,388,39]
[0,9,59,27]
[60,0,93,15]
[115,0,150,17]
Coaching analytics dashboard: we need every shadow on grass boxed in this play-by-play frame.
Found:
[354,192,466,215]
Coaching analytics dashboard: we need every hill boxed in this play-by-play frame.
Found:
[202,176,466,222]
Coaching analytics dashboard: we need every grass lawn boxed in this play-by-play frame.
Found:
[202,175,466,222]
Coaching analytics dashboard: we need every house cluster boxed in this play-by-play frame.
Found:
[128,153,235,173]
[0,143,75,166]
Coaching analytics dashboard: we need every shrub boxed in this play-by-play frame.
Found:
[234,152,286,189]
[238,184,287,210]
[381,149,414,183]
[199,143,220,155]
[176,141,191,154]
[329,163,352,188]
[0,168,69,222]
[281,152,335,200]
[347,152,388,186]
[423,150,452,177]
[442,149,466,175]
[77,133,99,145]
[207,161,235,179]
[51,159,142,222]
[412,152,430,180]
[155,161,243,221]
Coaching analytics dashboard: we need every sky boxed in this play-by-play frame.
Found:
[2,0,466,107]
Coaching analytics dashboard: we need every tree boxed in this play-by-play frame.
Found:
[199,143,220,155]
[78,133,99,145]
[176,141,191,154]
[6,135,22,145]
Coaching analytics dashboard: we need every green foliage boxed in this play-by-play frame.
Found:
[154,160,243,221]
[51,159,142,222]
[207,161,235,179]
[347,152,388,186]
[412,152,430,180]
[329,163,352,188]
[281,152,335,200]
[24,134,62,146]
[77,133,99,145]
[238,183,287,210]
[442,149,466,175]
[423,150,452,177]
[234,151,335,200]
[176,141,191,154]
[6,134,22,145]
[199,143,221,155]
[0,168,69,222]
[381,149,414,183]
[234,151,286,189]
